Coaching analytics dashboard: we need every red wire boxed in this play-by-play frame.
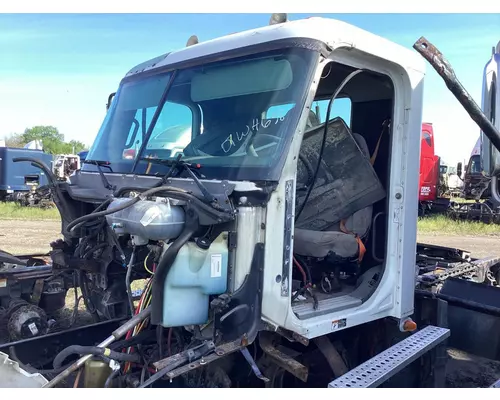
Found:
[293,256,307,285]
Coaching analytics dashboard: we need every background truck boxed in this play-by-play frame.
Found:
[0,148,52,201]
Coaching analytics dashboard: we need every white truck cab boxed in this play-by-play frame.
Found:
[38,15,462,389]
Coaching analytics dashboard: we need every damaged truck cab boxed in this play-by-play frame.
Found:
[81,17,425,337]
[14,15,469,388]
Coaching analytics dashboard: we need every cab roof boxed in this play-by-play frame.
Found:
[125,16,426,79]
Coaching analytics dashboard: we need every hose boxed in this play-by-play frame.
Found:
[104,369,120,388]
[109,329,156,351]
[8,346,69,376]
[70,202,112,234]
[115,186,231,218]
[78,271,100,322]
[150,217,198,325]
[12,157,73,222]
[64,185,191,235]
[66,183,232,237]
[12,157,57,186]
[65,196,141,234]
[298,153,315,188]
[43,307,151,388]
[53,345,141,370]
[82,243,108,259]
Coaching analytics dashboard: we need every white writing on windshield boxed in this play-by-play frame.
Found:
[220,116,285,153]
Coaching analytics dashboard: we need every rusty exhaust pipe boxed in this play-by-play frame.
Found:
[413,37,500,153]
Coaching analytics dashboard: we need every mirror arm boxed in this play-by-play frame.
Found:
[414,37,500,152]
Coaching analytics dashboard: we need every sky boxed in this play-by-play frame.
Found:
[0,13,499,165]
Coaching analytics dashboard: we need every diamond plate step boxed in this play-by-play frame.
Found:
[328,325,450,388]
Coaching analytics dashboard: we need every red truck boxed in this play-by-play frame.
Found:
[419,122,440,203]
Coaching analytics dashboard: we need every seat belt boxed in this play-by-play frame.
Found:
[340,119,391,263]
[339,220,367,263]
[370,119,391,166]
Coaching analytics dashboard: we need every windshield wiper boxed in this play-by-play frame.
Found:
[83,160,115,191]
[139,156,217,205]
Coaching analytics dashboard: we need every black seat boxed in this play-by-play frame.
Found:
[294,118,386,261]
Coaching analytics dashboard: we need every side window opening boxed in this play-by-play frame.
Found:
[265,103,295,119]
[263,97,352,130]
[311,97,352,127]
[422,132,432,147]
[291,60,393,320]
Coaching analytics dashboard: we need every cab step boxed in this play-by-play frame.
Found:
[328,325,450,388]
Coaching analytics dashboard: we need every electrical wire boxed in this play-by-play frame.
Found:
[122,277,153,374]
[144,252,154,275]
[293,256,307,285]
[73,368,82,388]
[126,248,136,316]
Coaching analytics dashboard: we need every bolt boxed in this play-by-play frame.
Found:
[395,193,402,199]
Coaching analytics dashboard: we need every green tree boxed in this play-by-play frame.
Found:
[21,126,64,154]
[4,133,24,148]
[68,139,87,154]
[19,126,87,154]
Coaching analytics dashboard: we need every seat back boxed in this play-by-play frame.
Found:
[295,118,386,236]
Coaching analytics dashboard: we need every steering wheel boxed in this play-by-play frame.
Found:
[248,133,281,156]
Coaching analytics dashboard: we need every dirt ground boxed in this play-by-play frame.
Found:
[418,233,500,259]
[2,219,500,387]
[0,219,499,258]
[0,220,62,254]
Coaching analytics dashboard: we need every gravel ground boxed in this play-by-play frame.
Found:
[0,220,498,259]
[1,219,500,387]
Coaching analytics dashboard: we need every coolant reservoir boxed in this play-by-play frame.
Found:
[162,234,228,327]
[106,198,185,240]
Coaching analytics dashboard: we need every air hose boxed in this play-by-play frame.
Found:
[64,185,197,235]
[52,345,141,370]
[12,157,73,222]
[150,212,199,325]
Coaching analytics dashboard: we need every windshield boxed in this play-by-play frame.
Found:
[84,46,319,181]
[468,155,481,174]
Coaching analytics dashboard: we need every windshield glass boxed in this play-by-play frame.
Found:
[469,155,481,174]
[84,47,319,181]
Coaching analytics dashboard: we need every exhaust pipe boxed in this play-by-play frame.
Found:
[269,13,287,25]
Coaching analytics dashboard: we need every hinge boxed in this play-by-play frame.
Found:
[228,231,237,250]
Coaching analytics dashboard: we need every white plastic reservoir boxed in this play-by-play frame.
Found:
[106,198,185,240]
[162,233,229,327]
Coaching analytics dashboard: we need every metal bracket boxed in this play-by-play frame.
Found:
[260,331,309,383]
[240,347,269,383]
[154,338,246,381]
[31,279,45,306]
[281,179,294,297]
[328,325,450,388]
